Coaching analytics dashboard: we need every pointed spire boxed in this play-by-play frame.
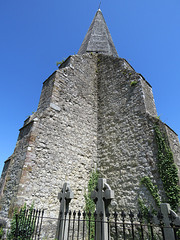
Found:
[78,9,118,57]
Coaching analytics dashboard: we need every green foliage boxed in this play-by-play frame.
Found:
[138,125,180,239]
[56,60,65,67]
[7,204,35,240]
[140,176,161,207]
[84,170,99,240]
[138,198,162,240]
[154,124,180,211]
[85,170,99,214]
[138,198,149,218]
[155,115,161,120]
[177,230,180,239]
[130,80,138,86]
[0,227,3,239]
[139,125,180,214]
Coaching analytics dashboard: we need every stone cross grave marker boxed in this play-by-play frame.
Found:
[153,203,180,240]
[56,182,74,240]
[160,203,180,240]
[91,178,114,240]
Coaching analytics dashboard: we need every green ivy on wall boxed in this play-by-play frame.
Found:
[84,170,99,213]
[138,198,150,217]
[154,124,180,211]
[140,176,161,207]
[139,123,180,213]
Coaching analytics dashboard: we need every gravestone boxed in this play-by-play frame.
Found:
[91,178,114,240]
[160,203,180,240]
[56,183,74,240]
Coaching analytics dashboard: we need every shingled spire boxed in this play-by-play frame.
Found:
[78,9,118,57]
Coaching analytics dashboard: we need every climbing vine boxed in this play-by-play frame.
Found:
[85,170,99,213]
[138,198,150,218]
[154,124,180,211]
[84,170,99,240]
[139,123,180,215]
[140,176,161,207]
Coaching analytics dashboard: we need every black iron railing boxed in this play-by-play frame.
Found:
[7,208,44,240]
[2,209,179,239]
[56,210,180,240]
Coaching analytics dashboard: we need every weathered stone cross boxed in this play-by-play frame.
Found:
[154,203,180,240]
[56,182,74,240]
[91,178,114,240]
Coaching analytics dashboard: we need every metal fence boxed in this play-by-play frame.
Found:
[56,210,180,240]
[1,178,180,239]
[1,209,180,239]
[56,180,180,240]
[2,208,44,240]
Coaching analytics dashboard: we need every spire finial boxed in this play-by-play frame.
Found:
[98,1,101,9]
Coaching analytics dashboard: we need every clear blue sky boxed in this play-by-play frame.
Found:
[0,0,180,175]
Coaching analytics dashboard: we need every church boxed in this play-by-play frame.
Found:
[0,9,179,233]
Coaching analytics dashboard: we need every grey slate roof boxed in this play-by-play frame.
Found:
[78,9,118,57]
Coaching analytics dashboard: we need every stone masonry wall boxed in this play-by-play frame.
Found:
[0,158,10,198]
[165,125,180,182]
[0,53,98,238]
[37,73,55,112]
[96,54,179,213]
[141,77,157,117]
[0,120,35,218]
[0,53,180,237]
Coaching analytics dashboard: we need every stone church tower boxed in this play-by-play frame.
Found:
[0,9,180,226]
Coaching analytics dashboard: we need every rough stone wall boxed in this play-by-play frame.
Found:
[0,53,180,237]
[141,77,157,117]
[0,53,99,238]
[165,125,180,182]
[0,158,10,198]
[0,120,35,218]
[37,72,55,113]
[20,54,98,213]
[96,54,179,213]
